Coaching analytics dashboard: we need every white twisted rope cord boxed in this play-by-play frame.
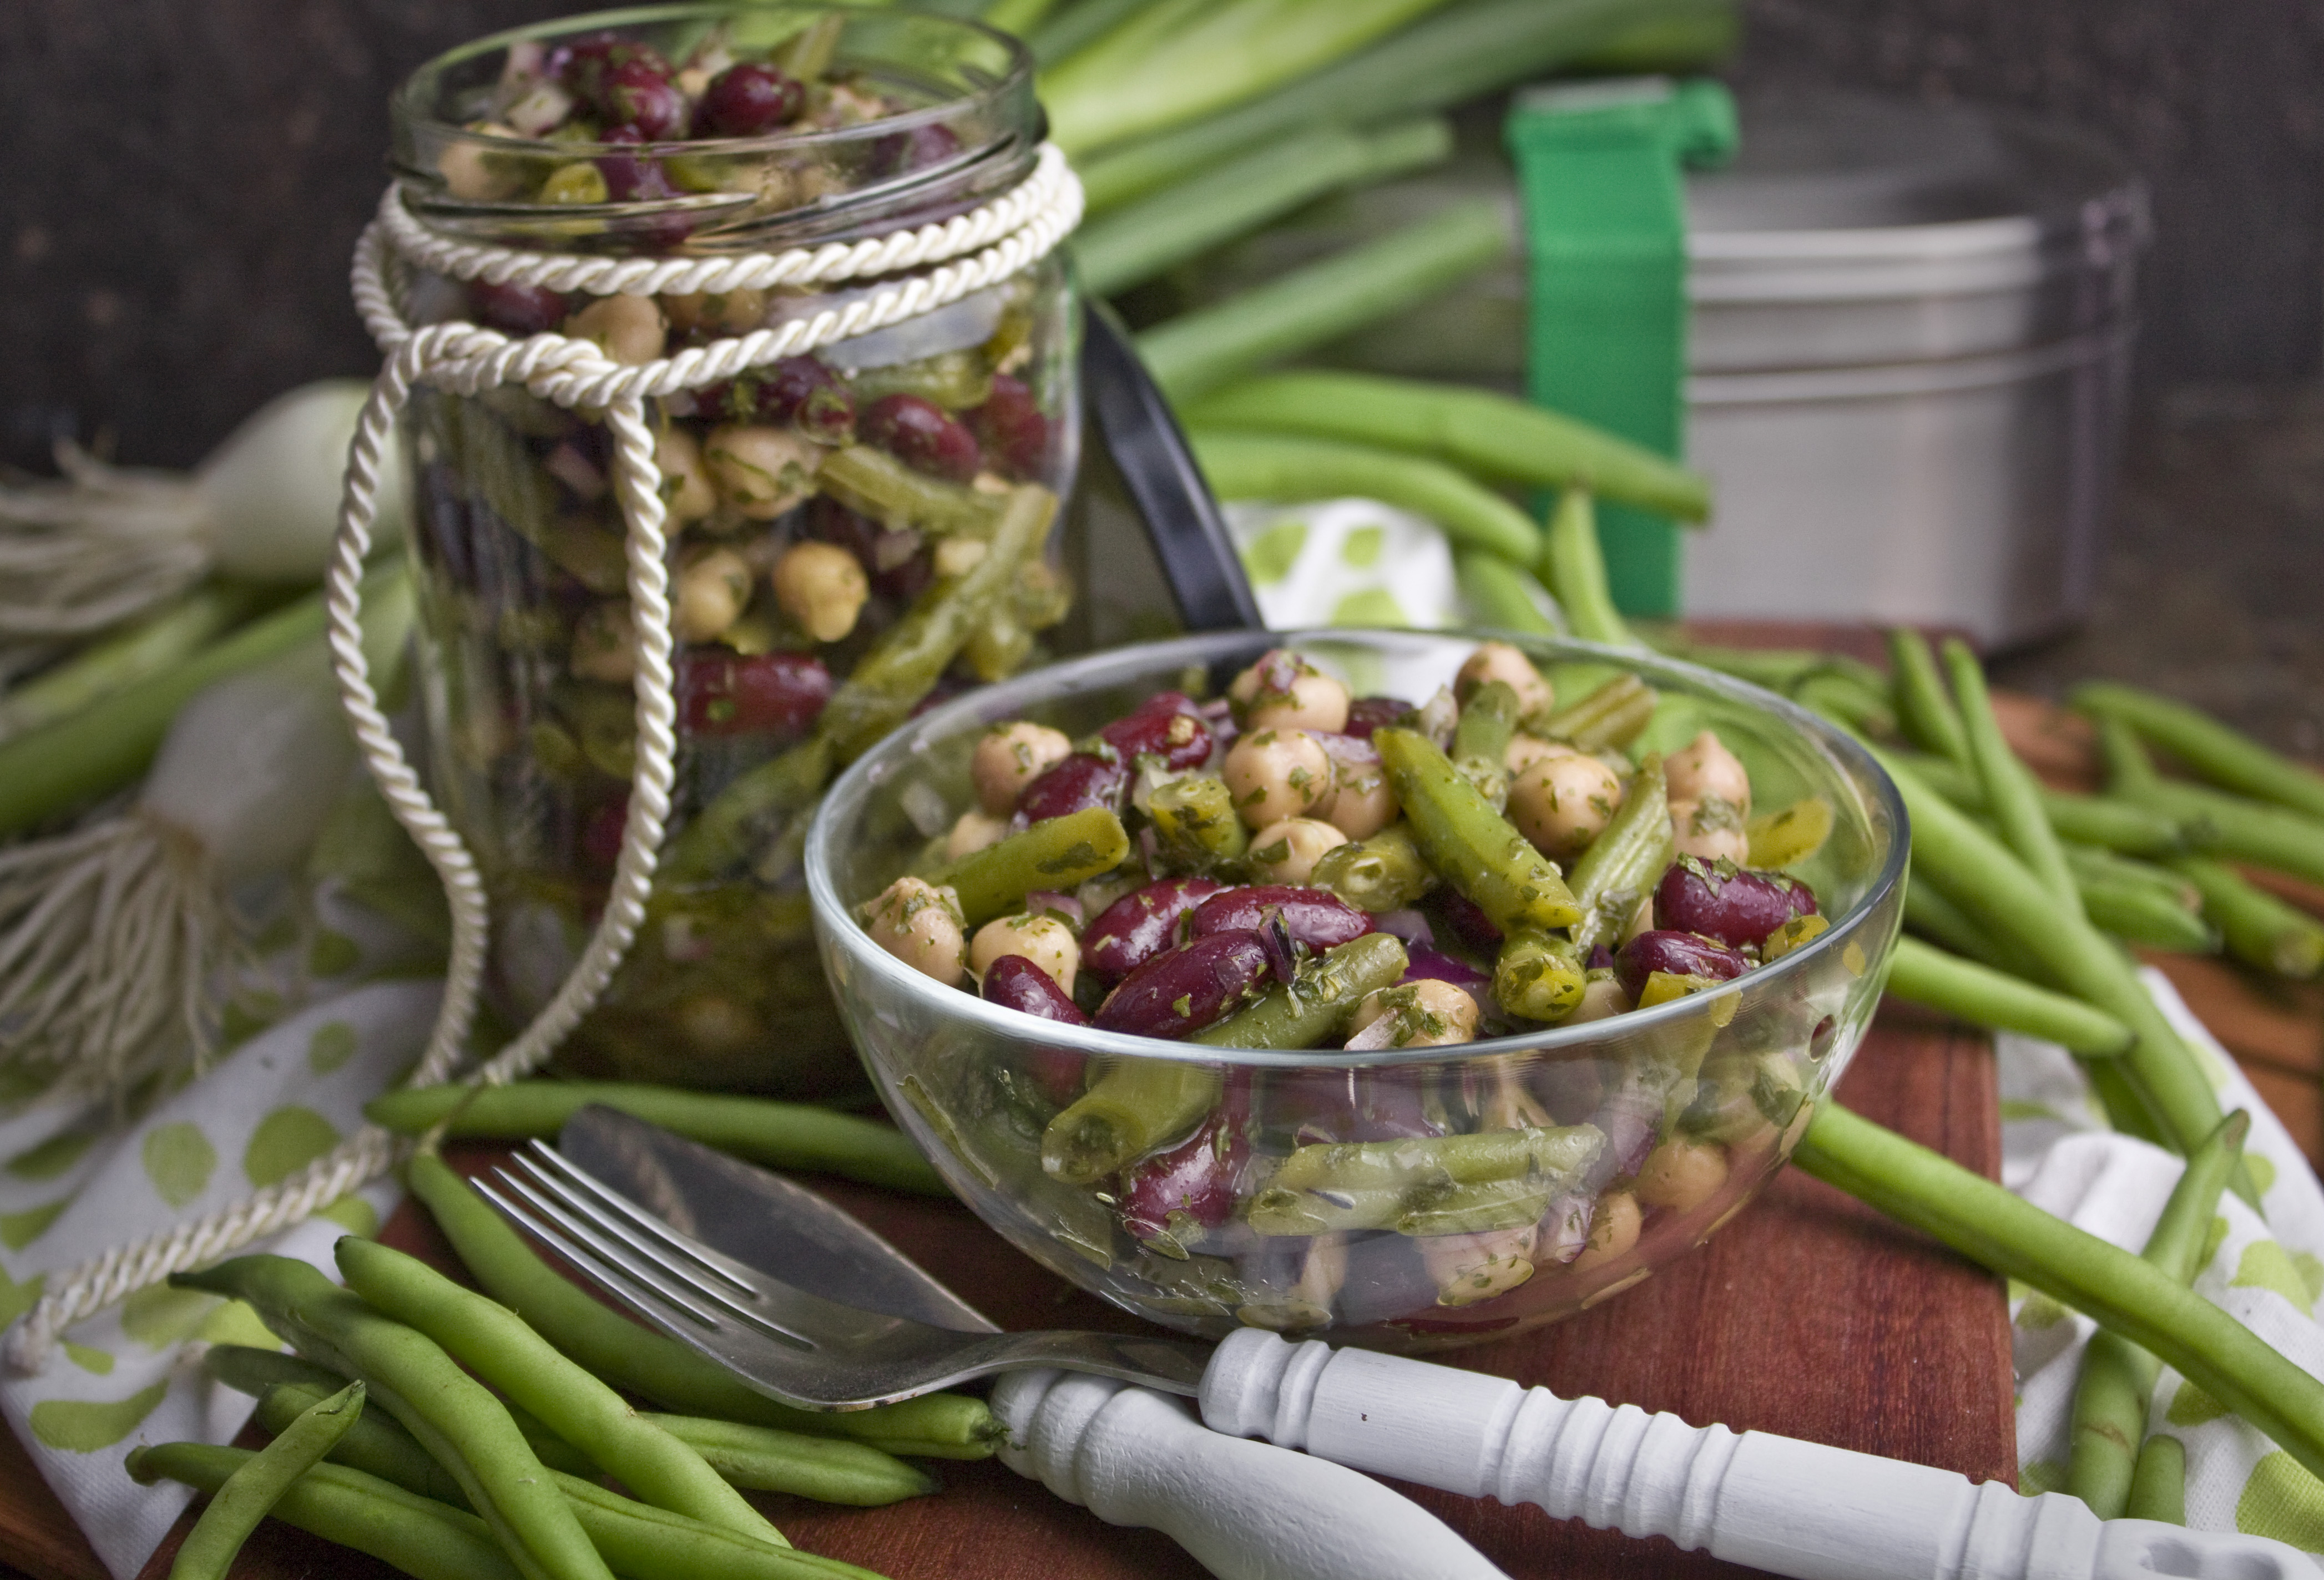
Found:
[4,149,1079,1372]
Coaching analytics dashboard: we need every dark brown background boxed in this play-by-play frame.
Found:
[3,0,2320,747]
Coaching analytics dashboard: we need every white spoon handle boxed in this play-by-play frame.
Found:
[1200,1330,2320,1580]
[991,1369,1508,1580]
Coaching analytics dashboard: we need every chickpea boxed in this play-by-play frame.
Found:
[932,536,988,578]
[1421,1225,1538,1307]
[655,427,718,527]
[569,601,635,683]
[672,546,754,642]
[969,914,1080,996]
[1350,979,1479,1049]
[1505,733,1574,777]
[437,125,521,201]
[1669,797,1751,864]
[771,541,869,644]
[1228,649,1350,734]
[972,721,1073,816]
[946,809,1007,860]
[1563,976,1634,1025]
[1665,729,1752,814]
[661,287,769,337]
[1246,817,1348,885]
[1223,728,1335,828]
[1509,753,1625,860]
[1635,1135,1730,1212]
[1456,640,1553,718]
[1570,1191,1642,1273]
[705,423,822,519]
[861,877,966,985]
[1322,758,1397,840]
[564,293,666,366]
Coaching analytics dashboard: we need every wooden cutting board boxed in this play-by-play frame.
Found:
[0,1014,2012,1580]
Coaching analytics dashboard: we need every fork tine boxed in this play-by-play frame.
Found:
[471,1172,727,1334]
[519,1140,755,1298]
[495,1159,819,1351]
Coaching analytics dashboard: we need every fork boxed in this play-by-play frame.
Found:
[477,1142,1513,1580]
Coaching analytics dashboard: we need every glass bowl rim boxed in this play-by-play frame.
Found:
[392,2,1034,160]
[804,627,1909,1072]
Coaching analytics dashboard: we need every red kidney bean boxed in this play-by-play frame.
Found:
[693,62,804,138]
[877,121,963,176]
[1653,856,1817,948]
[1434,889,1503,951]
[1097,691,1213,769]
[469,281,568,336]
[1120,1071,1252,1240]
[1342,697,1413,741]
[982,956,1092,1107]
[559,35,672,110]
[1016,752,1130,823]
[1614,929,1750,999]
[1082,878,1225,986]
[602,60,688,140]
[579,796,628,873]
[862,393,981,482]
[969,374,1049,479]
[678,651,831,737]
[749,357,854,444]
[597,128,679,202]
[1190,886,1368,952]
[1094,931,1267,1039]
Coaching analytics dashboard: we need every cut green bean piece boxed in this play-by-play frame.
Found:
[1452,680,1519,811]
[1185,369,1711,521]
[1042,1058,1222,1183]
[2126,1435,2187,1525]
[170,1254,613,1580]
[1565,753,1674,953]
[1147,774,1249,875]
[1249,1124,1604,1236]
[367,1085,944,1195]
[171,1381,366,1580]
[1190,428,1540,564]
[1376,727,1582,935]
[2168,855,2324,979]
[815,447,996,537]
[1539,672,1656,752]
[1883,936,2131,1057]
[2065,1110,2246,1520]
[1496,929,1586,1022]
[336,1238,784,1547]
[1453,549,1562,636]
[1194,931,1407,1050]
[926,806,1130,928]
[1885,629,1968,765]
[1311,821,1435,912]
[2075,682,2324,822]
[1539,488,1637,649]
[1943,638,2081,914]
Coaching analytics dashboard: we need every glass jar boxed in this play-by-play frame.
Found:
[386,6,1078,1095]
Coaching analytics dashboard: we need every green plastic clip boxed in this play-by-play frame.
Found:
[1506,78,1737,618]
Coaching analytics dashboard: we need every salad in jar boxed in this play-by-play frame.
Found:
[843,638,1887,1339]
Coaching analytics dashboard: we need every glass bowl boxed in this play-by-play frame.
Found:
[805,630,1906,1351]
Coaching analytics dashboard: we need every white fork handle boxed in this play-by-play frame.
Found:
[991,1369,1508,1580]
[1200,1330,2322,1580]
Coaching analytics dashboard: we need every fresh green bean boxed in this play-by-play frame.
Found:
[403,1156,999,1456]
[1189,428,1540,564]
[2078,876,2219,953]
[1868,746,2239,1186]
[2065,1109,2247,1518]
[367,1086,945,1195]
[1539,488,1636,649]
[1891,749,2187,855]
[1042,1057,1222,1183]
[646,1416,937,1506]
[335,1238,784,1547]
[2121,778,2324,889]
[1195,931,1408,1050]
[1495,929,1586,1022]
[1310,821,1435,912]
[1185,370,1711,522]
[1452,680,1519,811]
[2126,1435,2187,1525]
[170,1381,367,1580]
[2075,682,2324,822]
[2168,855,2324,979]
[170,1255,613,1580]
[1249,1124,1604,1236]
[1564,753,1674,952]
[1901,877,2018,973]
[1453,549,1563,637]
[1376,727,1583,935]
[815,447,996,538]
[1943,639,2081,912]
[546,1471,889,1580]
[2064,844,2200,909]
[1885,629,1968,765]
[208,1344,351,1398]
[925,806,1130,928]
[1538,672,1656,751]
[130,1444,519,1580]
[1074,118,1453,297]
[1792,670,1897,737]
[1146,774,1249,874]
[1793,1101,2324,1482]
[1883,936,2132,1057]
[1138,201,1512,402]
[259,1380,472,1508]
